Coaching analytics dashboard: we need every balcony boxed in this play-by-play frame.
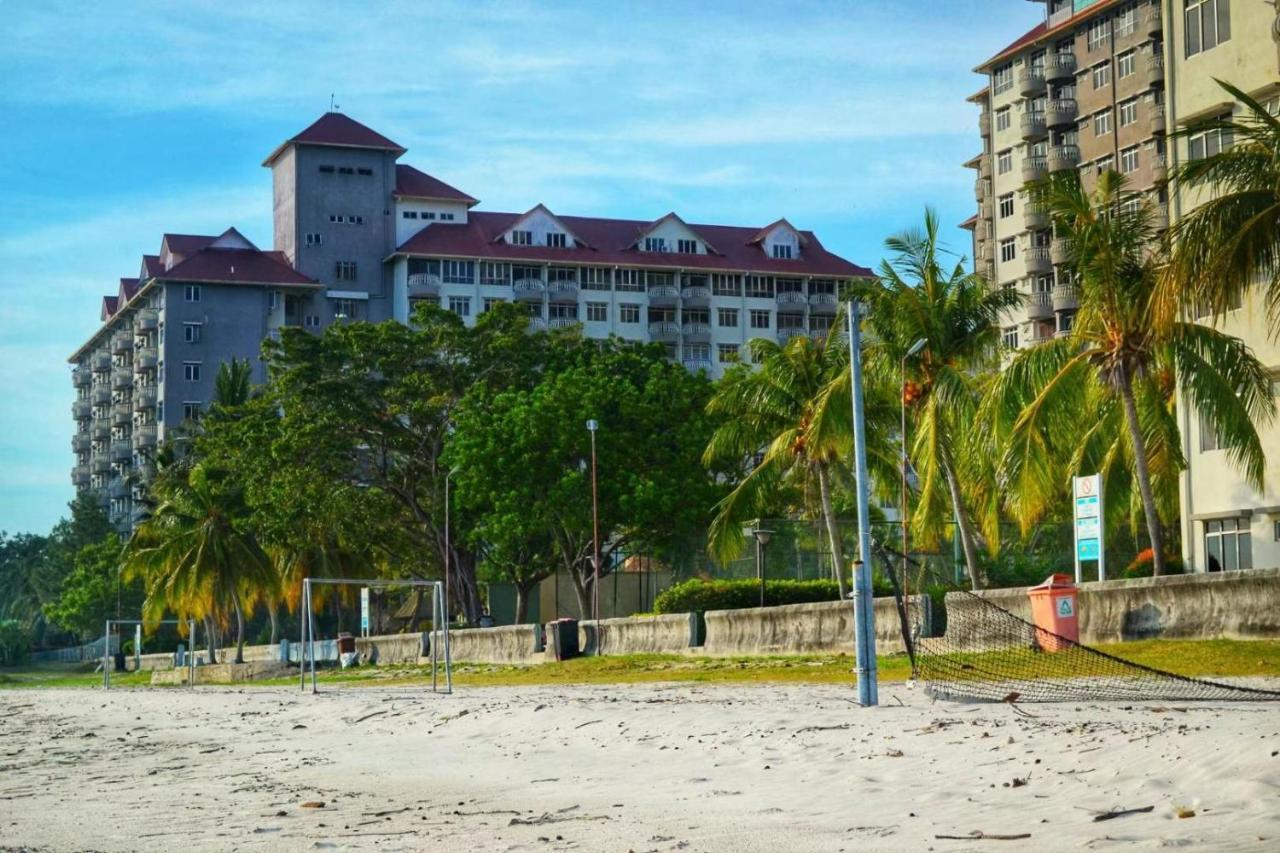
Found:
[72,366,91,387]
[976,241,993,264]
[112,369,133,390]
[92,352,111,371]
[135,349,158,370]
[682,356,712,372]
[1045,98,1078,128]
[1029,324,1057,345]
[647,285,680,307]
[512,278,545,301]
[1152,104,1165,135]
[111,439,133,461]
[978,156,992,180]
[1044,53,1076,83]
[407,272,442,298]
[112,403,132,425]
[1021,156,1049,183]
[1152,202,1169,231]
[1146,54,1164,88]
[648,321,680,342]
[92,455,112,474]
[92,386,111,405]
[548,316,580,329]
[72,433,91,453]
[776,291,808,313]
[546,280,579,302]
[1024,204,1049,231]
[92,422,110,440]
[72,466,90,488]
[1020,112,1047,141]
[1025,245,1053,275]
[977,260,995,281]
[776,327,808,344]
[681,286,711,307]
[808,292,838,313]
[1145,5,1163,37]
[136,309,158,332]
[1017,66,1046,98]
[1053,284,1078,311]
[134,423,158,448]
[1152,152,1167,181]
[526,317,547,332]
[681,322,712,342]
[979,111,991,136]
[974,177,988,201]
[1048,144,1080,172]
[135,386,157,410]
[72,399,92,420]
[109,478,131,498]
[1050,237,1074,266]
[1027,290,1054,321]
[111,332,132,353]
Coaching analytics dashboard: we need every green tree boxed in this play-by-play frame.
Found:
[858,209,1020,589]
[43,534,142,640]
[988,170,1273,576]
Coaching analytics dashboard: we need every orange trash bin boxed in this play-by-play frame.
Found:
[1027,573,1079,652]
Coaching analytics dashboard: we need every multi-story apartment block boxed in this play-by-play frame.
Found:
[966,0,1279,572]
[71,112,869,531]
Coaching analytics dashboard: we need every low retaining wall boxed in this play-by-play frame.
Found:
[702,596,930,657]
[580,613,697,656]
[430,624,543,664]
[355,633,425,665]
[150,660,292,686]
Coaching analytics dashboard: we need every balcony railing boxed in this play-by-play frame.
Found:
[512,278,545,301]
[111,439,133,461]
[112,369,133,390]
[1047,144,1080,172]
[1027,289,1054,320]
[1017,66,1046,97]
[1053,284,1079,311]
[1146,54,1164,87]
[681,322,712,341]
[681,286,711,305]
[527,317,548,332]
[682,357,712,372]
[548,316,580,329]
[1050,237,1074,266]
[546,280,579,300]
[1020,112,1047,141]
[776,327,808,344]
[72,466,91,487]
[979,111,991,136]
[1024,204,1049,230]
[73,400,92,419]
[92,387,112,405]
[1046,98,1078,128]
[111,332,132,353]
[112,403,132,425]
[1021,156,1049,182]
[72,366,92,387]
[1152,202,1169,231]
[647,285,680,305]
[92,422,110,440]
[1145,5,1163,36]
[1044,53,1076,83]
[93,352,111,371]
[808,292,838,312]
[1025,245,1053,275]
[407,273,442,297]
[776,291,808,312]
[136,309,158,331]
[134,423,157,448]
[135,349,158,370]
[72,434,91,452]
[648,321,680,341]
[135,386,157,410]
[1151,104,1165,134]
[91,455,112,474]
[1152,152,1168,181]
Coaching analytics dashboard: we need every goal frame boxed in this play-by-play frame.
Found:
[102,618,195,689]
[299,577,452,694]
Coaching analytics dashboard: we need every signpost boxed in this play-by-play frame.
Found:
[1072,474,1105,582]
[360,587,370,638]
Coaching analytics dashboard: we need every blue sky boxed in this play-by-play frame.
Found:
[0,0,1040,535]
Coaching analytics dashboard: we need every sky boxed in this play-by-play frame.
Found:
[0,0,1041,535]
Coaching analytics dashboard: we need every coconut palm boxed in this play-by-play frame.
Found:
[1166,80,1280,327]
[703,330,896,598]
[857,209,1021,590]
[988,170,1273,576]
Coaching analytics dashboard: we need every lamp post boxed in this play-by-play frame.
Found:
[900,338,927,614]
[586,419,600,629]
[846,299,878,707]
[745,524,774,607]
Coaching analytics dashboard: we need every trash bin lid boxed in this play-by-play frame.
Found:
[1029,573,1075,591]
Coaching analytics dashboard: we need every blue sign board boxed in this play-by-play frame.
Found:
[1077,538,1101,561]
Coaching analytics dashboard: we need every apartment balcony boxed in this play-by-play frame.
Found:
[72,366,92,387]
[1053,284,1079,311]
[1025,245,1053,275]
[1028,323,1057,345]
[546,280,579,302]
[648,321,680,342]
[72,433,91,453]
[92,421,110,440]
[978,156,992,180]
[407,272,442,298]
[979,111,991,137]
[1044,53,1076,84]
[681,286,711,307]
[977,260,995,281]
[681,322,712,342]
[978,200,993,220]
[1027,290,1054,320]
[1152,202,1169,231]
[526,317,547,332]
[1017,66,1046,98]
[134,423,157,448]
[112,403,132,425]
[647,285,680,307]
[1045,98,1078,128]
[976,241,993,264]
[776,327,808,345]
[135,386,157,410]
[1145,5,1163,36]
[512,278,545,302]
[135,349,158,370]
[1020,112,1047,141]
[91,386,112,405]
[111,439,133,461]
[974,177,988,201]
[1152,152,1168,181]
[136,309,158,332]
[682,356,712,372]
[72,399,92,420]
[776,291,808,313]
[112,368,133,390]
[548,316,580,329]
[1050,237,1074,266]
[108,478,131,498]
[91,455,112,474]
[1146,54,1164,88]
[1047,144,1080,172]
[1021,156,1048,183]
[808,293,838,313]
[111,331,132,353]
[1152,104,1165,135]
[1018,204,1049,230]
[71,466,91,488]
[92,352,111,371]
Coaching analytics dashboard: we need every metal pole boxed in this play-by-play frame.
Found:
[760,540,768,607]
[307,581,318,693]
[300,581,308,692]
[846,300,879,707]
[441,580,452,694]
[588,422,600,633]
[103,620,110,690]
[189,619,195,688]
[444,469,451,632]
[431,582,439,693]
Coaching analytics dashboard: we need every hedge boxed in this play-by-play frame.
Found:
[653,577,893,614]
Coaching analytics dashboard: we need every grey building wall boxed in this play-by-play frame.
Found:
[272,146,297,266]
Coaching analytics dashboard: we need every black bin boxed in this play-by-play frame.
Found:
[547,618,579,661]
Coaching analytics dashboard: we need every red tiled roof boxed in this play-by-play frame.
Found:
[749,217,807,246]
[155,245,318,287]
[119,277,139,304]
[101,295,119,321]
[394,164,478,205]
[959,215,979,230]
[264,112,406,165]
[161,233,217,255]
[393,212,871,278]
[977,0,1123,70]
[142,255,163,278]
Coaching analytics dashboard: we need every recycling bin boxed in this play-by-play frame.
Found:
[547,618,579,661]
[1028,573,1079,652]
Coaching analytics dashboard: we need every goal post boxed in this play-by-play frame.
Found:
[102,618,195,689]
[299,577,451,695]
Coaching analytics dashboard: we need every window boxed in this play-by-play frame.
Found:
[335,261,358,281]
[1002,327,1019,349]
[511,230,533,246]
[1198,408,1220,452]
[717,307,739,327]
[644,237,667,252]
[998,193,1014,219]
[997,149,1013,175]
[582,267,611,290]
[183,322,202,344]
[586,302,609,322]
[1095,154,1115,174]
[480,262,509,286]
[677,239,698,254]
[1092,62,1111,90]
[304,314,321,329]
[615,269,643,292]
[182,402,202,422]
[337,167,354,175]
[403,211,418,219]
[1118,98,1138,127]
[999,238,1016,263]
[318,165,335,174]
[746,276,774,298]
[357,167,373,176]
[546,232,567,248]
[993,62,1013,94]
[304,232,323,246]
[1185,0,1230,58]
[422,212,436,220]
[1115,4,1137,36]
[1205,517,1251,571]
[1094,109,1112,136]
[1116,50,1136,79]
[442,260,474,284]
[549,303,577,321]
[619,304,640,323]
[711,274,741,296]
[440,212,455,221]
[183,362,201,382]
[1087,17,1109,51]
[771,243,793,259]
[482,297,505,312]
[1119,146,1140,173]
[749,309,771,329]
[995,107,1011,132]
[448,296,471,317]
[717,343,740,363]
[157,362,164,383]
[1188,116,1233,160]
[184,284,201,302]
[332,298,356,319]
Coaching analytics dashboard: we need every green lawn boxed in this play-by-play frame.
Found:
[4,639,1279,691]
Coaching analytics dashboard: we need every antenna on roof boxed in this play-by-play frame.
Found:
[330,93,340,112]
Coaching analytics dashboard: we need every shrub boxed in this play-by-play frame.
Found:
[0,620,32,667]
[653,577,892,614]
[1123,548,1185,578]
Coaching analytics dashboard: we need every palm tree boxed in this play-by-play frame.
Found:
[122,464,275,663]
[703,331,896,598]
[1166,80,1280,327]
[858,209,1020,590]
[989,170,1273,576]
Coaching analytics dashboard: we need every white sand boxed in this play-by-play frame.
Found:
[2,682,1278,852]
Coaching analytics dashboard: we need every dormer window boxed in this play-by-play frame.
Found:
[547,232,567,248]
[511,230,533,246]
[677,239,698,254]
[772,244,794,260]
[644,237,667,253]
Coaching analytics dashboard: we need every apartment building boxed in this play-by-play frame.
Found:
[70,112,870,531]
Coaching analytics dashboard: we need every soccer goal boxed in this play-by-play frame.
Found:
[299,577,452,694]
[102,618,195,689]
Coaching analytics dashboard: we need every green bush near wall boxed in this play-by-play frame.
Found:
[653,577,894,614]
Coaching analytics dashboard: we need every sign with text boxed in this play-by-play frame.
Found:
[360,587,370,636]
[1072,474,1104,581]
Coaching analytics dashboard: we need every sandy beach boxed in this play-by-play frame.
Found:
[2,681,1278,852]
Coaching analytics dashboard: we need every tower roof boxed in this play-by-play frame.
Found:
[263,112,406,166]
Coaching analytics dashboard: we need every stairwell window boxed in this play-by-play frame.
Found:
[997,150,1013,175]
[995,107,1011,132]
[1119,98,1138,127]
[749,309,771,329]
[1184,0,1230,58]
[183,322,202,344]
[1119,146,1140,173]
[1094,109,1113,136]
[184,284,201,302]
[1092,62,1111,90]
[183,362,201,382]
[998,194,1015,219]
[586,302,608,322]
[717,307,739,328]
[1116,50,1135,79]
[1205,517,1251,571]
[999,238,1016,263]
[336,261,358,281]
[619,304,640,323]
[448,296,471,317]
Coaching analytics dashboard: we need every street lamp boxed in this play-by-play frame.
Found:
[586,419,600,630]
[744,524,774,607]
[900,337,927,611]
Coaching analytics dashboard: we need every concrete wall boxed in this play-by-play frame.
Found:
[579,613,697,656]
[702,597,930,657]
[430,624,543,665]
